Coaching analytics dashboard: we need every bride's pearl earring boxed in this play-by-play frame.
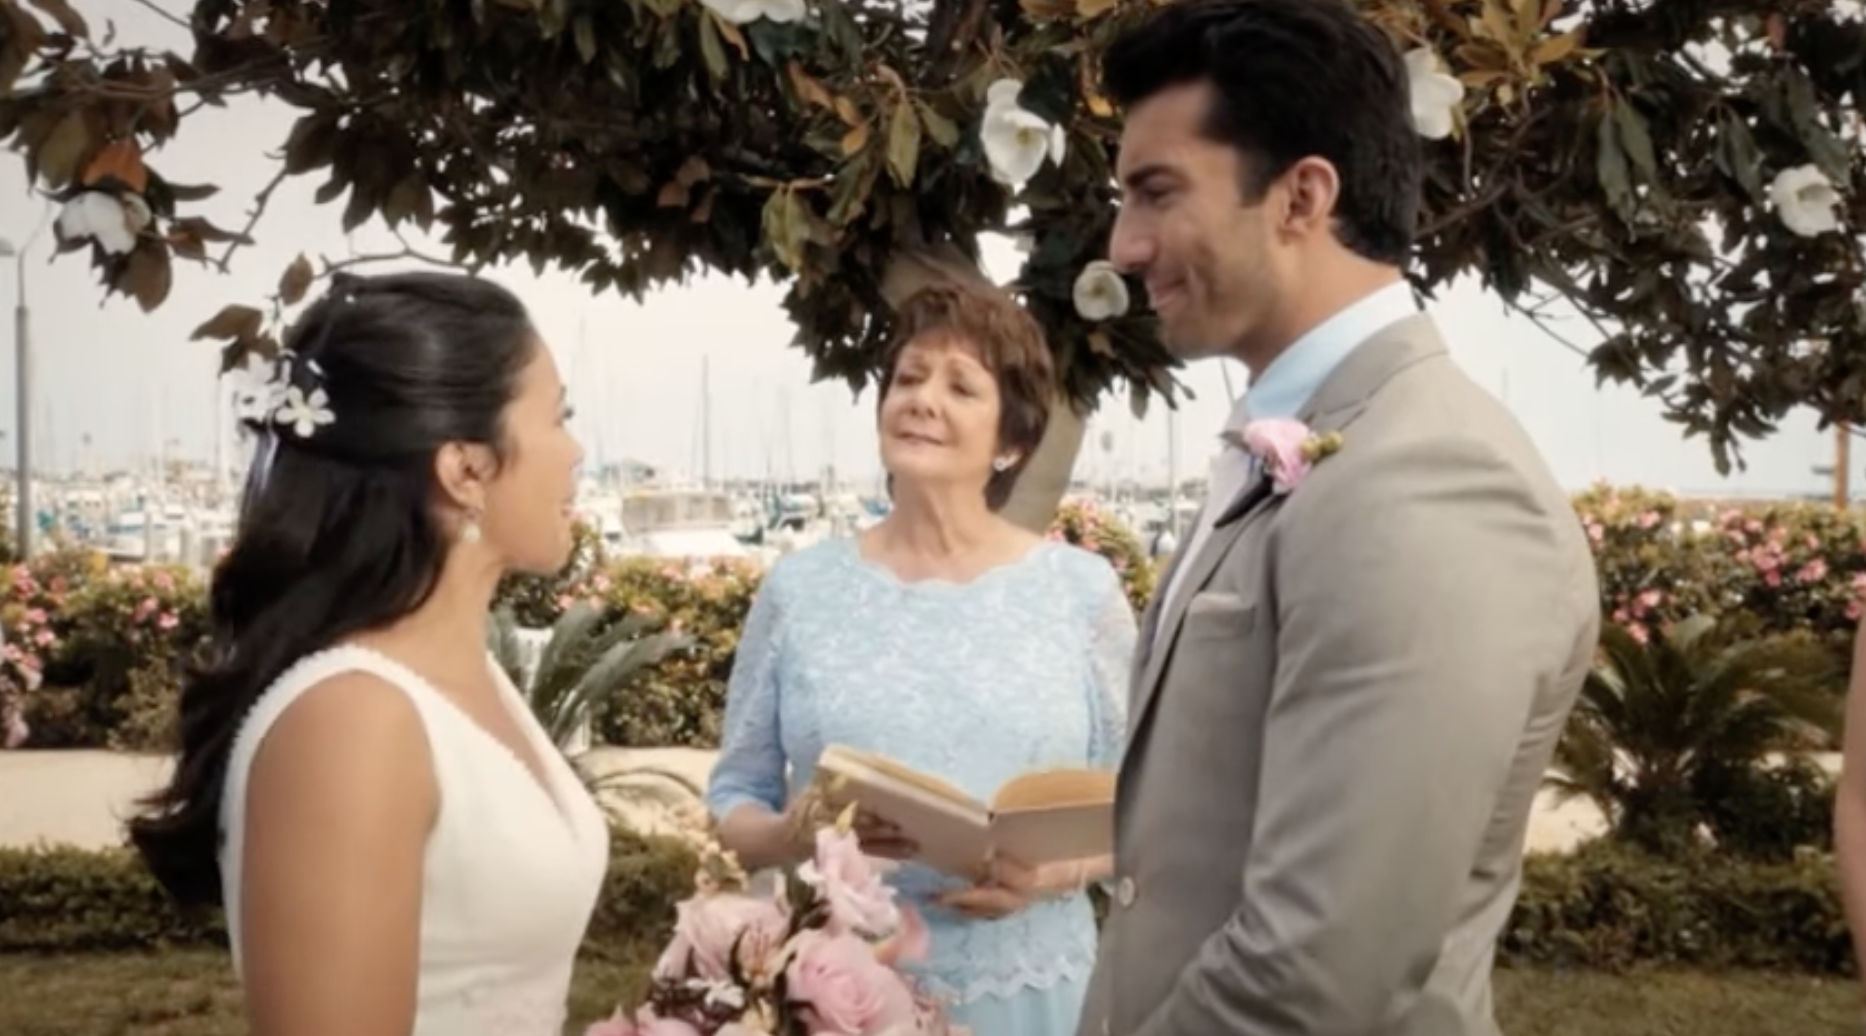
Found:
[460,513,483,545]
[993,456,1013,472]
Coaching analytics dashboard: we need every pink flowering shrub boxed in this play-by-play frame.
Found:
[585,810,964,1036]
[1573,482,1866,657]
[494,518,608,627]
[592,557,762,749]
[1047,499,1156,615]
[51,563,210,751]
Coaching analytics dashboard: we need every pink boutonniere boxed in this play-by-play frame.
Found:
[1238,418,1344,495]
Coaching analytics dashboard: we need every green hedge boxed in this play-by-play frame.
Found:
[0,827,697,955]
[1502,840,1853,975]
[4,829,1855,977]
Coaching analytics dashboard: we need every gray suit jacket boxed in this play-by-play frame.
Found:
[1080,316,1599,1036]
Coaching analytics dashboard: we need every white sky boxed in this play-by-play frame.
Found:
[0,0,1844,497]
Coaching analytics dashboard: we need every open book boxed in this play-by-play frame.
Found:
[809,743,1115,881]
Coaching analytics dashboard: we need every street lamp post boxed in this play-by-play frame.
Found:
[0,237,29,559]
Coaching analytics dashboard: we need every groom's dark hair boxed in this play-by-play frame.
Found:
[1102,0,1421,266]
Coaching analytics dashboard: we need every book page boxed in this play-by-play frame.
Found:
[990,768,1115,812]
[989,800,1114,866]
[813,745,994,879]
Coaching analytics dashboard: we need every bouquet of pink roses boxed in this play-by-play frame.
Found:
[587,806,967,1036]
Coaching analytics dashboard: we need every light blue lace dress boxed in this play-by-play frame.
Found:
[707,536,1136,1036]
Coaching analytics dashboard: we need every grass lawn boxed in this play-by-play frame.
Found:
[0,950,1856,1035]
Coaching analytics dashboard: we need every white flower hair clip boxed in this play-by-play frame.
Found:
[228,348,334,439]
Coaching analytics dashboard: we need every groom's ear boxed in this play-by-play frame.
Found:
[1277,156,1342,240]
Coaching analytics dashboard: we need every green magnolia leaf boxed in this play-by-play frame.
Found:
[884,98,921,188]
[916,100,959,148]
[1611,100,1659,185]
[698,12,729,82]
[574,14,597,64]
[33,109,89,189]
[761,186,808,271]
[1593,110,1633,218]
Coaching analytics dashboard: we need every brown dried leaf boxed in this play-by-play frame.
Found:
[676,155,710,186]
[278,253,315,306]
[82,138,147,193]
[24,0,86,38]
[840,122,871,157]
[191,303,265,342]
[787,62,833,110]
[1529,29,1583,67]
[282,111,339,175]
[127,244,172,312]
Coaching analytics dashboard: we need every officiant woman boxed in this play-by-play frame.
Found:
[706,282,1137,1036]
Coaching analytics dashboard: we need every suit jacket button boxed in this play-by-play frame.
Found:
[1116,876,1137,907]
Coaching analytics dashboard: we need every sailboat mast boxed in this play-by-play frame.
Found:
[701,355,713,489]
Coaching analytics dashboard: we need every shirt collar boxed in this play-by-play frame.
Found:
[1225,280,1418,431]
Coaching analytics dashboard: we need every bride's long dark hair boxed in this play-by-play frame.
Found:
[127,270,536,907]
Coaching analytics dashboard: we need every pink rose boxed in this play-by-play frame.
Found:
[654,893,789,981]
[1240,418,1314,493]
[585,1008,706,1036]
[801,826,901,937]
[876,904,929,966]
[638,1012,704,1036]
[787,932,919,1036]
[2,698,28,750]
[585,1009,641,1036]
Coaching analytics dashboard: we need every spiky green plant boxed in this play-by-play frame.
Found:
[1548,613,1843,857]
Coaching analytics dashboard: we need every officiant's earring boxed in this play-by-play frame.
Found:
[992,455,1014,472]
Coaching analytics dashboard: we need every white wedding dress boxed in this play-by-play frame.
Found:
[218,643,612,1036]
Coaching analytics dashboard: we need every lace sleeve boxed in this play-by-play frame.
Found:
[1086,564,1137,771]
[705,576,790,819]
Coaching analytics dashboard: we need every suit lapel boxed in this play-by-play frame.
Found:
[1130,468,1278,729]
[1125,314,1450,740]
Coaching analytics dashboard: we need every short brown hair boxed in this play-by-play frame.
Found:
[878,283,1056,511]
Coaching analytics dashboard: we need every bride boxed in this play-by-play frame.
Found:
[128,270,607,1036]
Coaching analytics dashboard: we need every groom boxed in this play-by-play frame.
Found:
[1076,2,1600,1034]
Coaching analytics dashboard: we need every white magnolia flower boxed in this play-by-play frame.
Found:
[55,190,152,256]
[1769,164,1842,238]
[683,977,746,1010]
[1403,48,1465,141]
[229,352,286,422]
[700,0,805,24]
[277,385,335,438]
[1072,260,1130,321]
[980,78,1067,189]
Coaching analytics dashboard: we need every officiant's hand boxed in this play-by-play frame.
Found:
[851,810,918,861]
[988,856,1088,898]
[935,884,1030,921]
